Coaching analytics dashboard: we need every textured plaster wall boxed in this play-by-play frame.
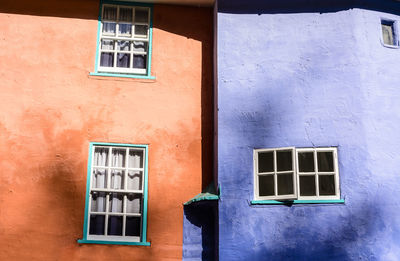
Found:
[0,0,213,260]
[217,0,400,260]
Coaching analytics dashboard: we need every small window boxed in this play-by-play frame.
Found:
[254,147,340,201]
[96,3,152,75]
[381,19,398,46]
[81,143,148,243]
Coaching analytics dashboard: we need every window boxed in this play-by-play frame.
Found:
[80,143,149,244]
[381,19,398,47]
[96,3,152,75]
[254,147,340,201]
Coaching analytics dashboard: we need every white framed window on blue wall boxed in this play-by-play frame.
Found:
[78,142,150,246]
[90,1,155,79]
[253,147,341,203]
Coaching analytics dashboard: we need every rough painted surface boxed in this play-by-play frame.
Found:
[217,0,400,260]
[0,0,213,260]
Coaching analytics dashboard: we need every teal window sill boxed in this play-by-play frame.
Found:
[77,239,151,246]
[251,199,345,205]
[89,72,156,80]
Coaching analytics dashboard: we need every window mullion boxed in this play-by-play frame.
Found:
[314,150,319,197]
[274,150,277,196]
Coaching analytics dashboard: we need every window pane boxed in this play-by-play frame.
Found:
[299,176,316,196]
[118,23,132,36]
[117,53,130,68]
[259,175,274,196]
[109,193,123,213]
[258,152,273,173]
[127,194,142,213]
[319,175,336,195]
[91,192,106,212]
[126,217,141,237]
[298,152,314,172]
[102,22,116,35]
[108,216,123,236]
[103,6,117,20]
[135,25,148,37]
[111,148,126,167]
[94,147,109,166]
[92,169,107,189]
[117,41,130,51]
[111,170,124,189]
[128,149,143,168]
[127,171,142,190]
[119,7,133,22]
[133,55,147,69]
[101,40,114,50]
[277,173,293,195]
[317,152,334,172]
[135,9,148,23]
[382,23,394,45]
[89,215,105,235]
[133,41,147,52]
[277,150,292,171]
[100,52,114,67]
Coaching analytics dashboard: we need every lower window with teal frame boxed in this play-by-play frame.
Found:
[78,142,150,246]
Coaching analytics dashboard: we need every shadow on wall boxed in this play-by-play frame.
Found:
[247,203,383,261]
[218,0,400,15]
[183,201,218,261]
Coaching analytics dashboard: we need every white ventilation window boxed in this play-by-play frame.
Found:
[254,147,340,201]
[381,19,398,47]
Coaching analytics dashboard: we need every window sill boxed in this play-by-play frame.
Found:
[77,239,151,246]
[251,199,345,205]
[89,72,156,80]
[381,43,399,49]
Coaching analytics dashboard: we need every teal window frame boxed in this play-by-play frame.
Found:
[90,0,156,80]
[78,142,150,246]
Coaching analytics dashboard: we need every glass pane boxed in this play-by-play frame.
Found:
[277,173,293,195]
[277,150,292,171]
[133,41,147,52]
[126,217,141,237]
[111,170,124,189]
[108,216,123,236]
[117,41,130,51]
[126,194,142,213]
[259,175,274,196]
[135,25,148,37]
[319,175,336,195]
[103,6,117,20]
[100,52,114,67]
[91,192,106,212]
[382,23,394,45]
[258,152,274,173]
[317,152,334,172]
[135,9,149,23]
[119,7,133,22]
[102,22,116,35]
[111,148,126,167]
[118,23,132,36]
[92,169,107,189]
[133,55,147,69]
[127,171,142,190]
[94,147,109,166]
[89,215,105,235]
[299,176,316,196]
[101,40,114,50]
[117,53,130,68]
[298,152,314,172]
[128,149,143,168]
[109,193,123,213]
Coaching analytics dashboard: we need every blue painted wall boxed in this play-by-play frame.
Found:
[217,0,400,260]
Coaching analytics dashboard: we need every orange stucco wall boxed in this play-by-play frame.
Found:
[0,0,213,260]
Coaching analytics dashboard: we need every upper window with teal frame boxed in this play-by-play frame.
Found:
[94,1,153,77]
[79,142,149,245]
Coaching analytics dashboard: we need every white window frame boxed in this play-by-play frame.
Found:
[97,3,151,75]
[254,147,340,201]
[85,144,147,242]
